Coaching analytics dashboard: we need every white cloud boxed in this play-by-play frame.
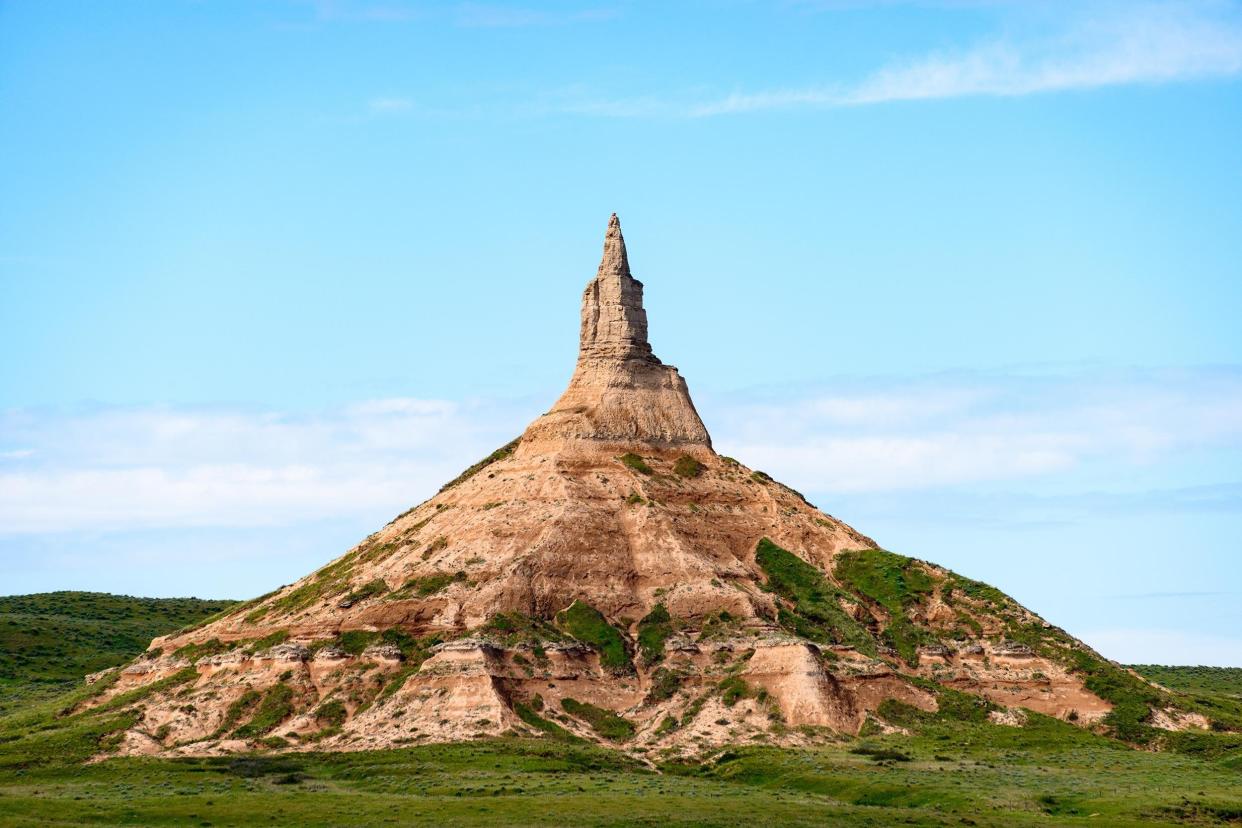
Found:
[1,368,1240,534]
[565,2,1242,117]
[1082,627,1242,667]
[706,369,1242,493]
[0,397,529,534]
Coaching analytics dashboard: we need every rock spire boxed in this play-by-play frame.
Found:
[578,213,657,364]
[520,213,711,450]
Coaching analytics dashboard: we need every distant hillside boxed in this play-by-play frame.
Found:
[0,591,235,714]
[1132,665,1242,699]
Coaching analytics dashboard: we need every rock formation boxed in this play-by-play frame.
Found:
[82,215,1197,759]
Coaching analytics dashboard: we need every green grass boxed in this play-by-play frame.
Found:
[754,538,875,655]
[673,455,704,478]
[560,698,635,742]
[0,592,234,713]
[833,549,935,664]
[438,437,521,492]
[618,452,654,475]
[338,578,388,606]
[391,570,466,599]
[233,684,295,739]
[555,601,630,673]
[1132,665,1242,698]
[2,671,1242,826]
[636,603,673,664]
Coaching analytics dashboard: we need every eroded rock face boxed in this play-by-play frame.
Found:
[520,214,711,451]
[85,214,1136,759]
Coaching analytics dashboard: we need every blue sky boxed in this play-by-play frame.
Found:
[2,0,1241,665]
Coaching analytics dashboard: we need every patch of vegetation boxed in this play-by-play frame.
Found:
[750,470,772,484]
[625,492,646,506]
[245,630,290,653]
[92,666,199,715]
[555,601,630,673]
[0,592,233,708]
[478,613,567,648]
[718,676,753,707]
[754,538,875,655]
[234,684,295,739]
[513,702,580,742]
[336,631,380,656]
[314,699,347,727]
[850,743,912,762]
[673,455,704,478]
[942,573,1010,609]
[216,689,262,736]
[339,578,388,607]
[391,571,466,599]
[438,437,520,492]
[264,553,360,617]
[172,637,236,662]
[645,667,683,704]
[834,549,935,664]
[636,603,673,664]
[1131,666,1242,699]
[560,698,635,741]
[618,452,654,475]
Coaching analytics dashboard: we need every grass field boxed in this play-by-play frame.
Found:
[1132,665,1242,699]
[0,592,236,718]
[1,593,1240,826]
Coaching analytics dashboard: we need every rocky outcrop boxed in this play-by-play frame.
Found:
[520,214,711,451]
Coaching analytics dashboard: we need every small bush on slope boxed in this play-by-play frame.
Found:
[636,603,673,665]
[560,698,634,741]
[555,601,630,673]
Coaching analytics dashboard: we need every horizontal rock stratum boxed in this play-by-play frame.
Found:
[83,215,1201,758]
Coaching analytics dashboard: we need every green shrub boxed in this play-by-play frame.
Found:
[645,668,683,704]
[247,630,290,653]
[619,453,654,475]
[673,456,704,478]
[340,579,388,606]
[393,571,465,599]
[718,676,752,707]
[555,601,630,673]
[514,702,579,741]
[314,699,347,727]
[216,689,261,736]
[834,549,935,664]
[637,604,673,664]
[336,631,380,656]
[234,684,295,739]
[560,697,634,741]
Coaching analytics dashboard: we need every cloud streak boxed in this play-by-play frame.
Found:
[2,368,1241,535]
[567,2,1242,117]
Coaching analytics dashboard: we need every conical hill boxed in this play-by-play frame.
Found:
[82,216,1202,757]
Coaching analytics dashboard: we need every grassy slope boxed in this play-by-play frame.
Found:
[1131,666,1242,699]
[0,591,236,716]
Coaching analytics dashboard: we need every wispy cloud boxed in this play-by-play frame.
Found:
[367,96,414,113]
[706,367,1242,493]
[454,3,617,27]
[567,2,1242,117]
[2,368,1241,535]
